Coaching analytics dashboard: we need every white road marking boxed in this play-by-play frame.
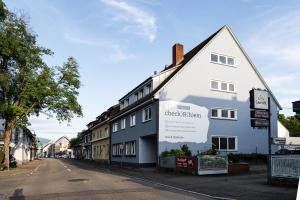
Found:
[67,169,71,172]
[112,171,236,200]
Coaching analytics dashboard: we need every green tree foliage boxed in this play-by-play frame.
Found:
[161,144,192,157]
[0,1,82,169]
[278,114,300,137]
[69,130,84,149]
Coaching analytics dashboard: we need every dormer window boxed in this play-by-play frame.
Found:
[124,98,129,107]
[145,83,152,95]
[134,92,138,102]
[138,89,143,99]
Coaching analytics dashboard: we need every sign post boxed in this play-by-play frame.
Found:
[250,89,272,183]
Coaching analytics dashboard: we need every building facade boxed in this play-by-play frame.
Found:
[81,129,92,159]
[0,120,36,165]
[110,25,281,167]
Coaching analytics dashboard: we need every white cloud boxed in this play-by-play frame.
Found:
[248,8,300,65]
[64,33,134,63]
[100,0,157,42]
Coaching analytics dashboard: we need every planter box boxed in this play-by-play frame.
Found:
[228,163,249,174]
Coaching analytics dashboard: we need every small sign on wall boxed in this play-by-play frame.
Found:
[176,157,196,169]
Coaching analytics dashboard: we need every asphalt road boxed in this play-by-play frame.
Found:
[0,159,213,200]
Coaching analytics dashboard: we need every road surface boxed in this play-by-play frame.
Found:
[0,159,213,200]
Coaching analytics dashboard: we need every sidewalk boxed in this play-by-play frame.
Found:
[0,159,41,177]
[63,159,298,200]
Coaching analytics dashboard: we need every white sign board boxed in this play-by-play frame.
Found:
[159,100,209,143]
[253,90,269,110]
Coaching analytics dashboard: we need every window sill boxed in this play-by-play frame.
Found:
[130,125,136,128]
[125,155,136,157]
[142,119,152,123]
[217,149,238,152]
[112,155,122,157]
[210,89,237,94]
[210,61,236,68]
[211,117,237,121]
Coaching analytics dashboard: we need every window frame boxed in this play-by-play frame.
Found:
[130,113,136,127]
[125,140,136,156]
[112,122,118,133]
[211,135,238,151]
[142,106,152,122]
[121,118,126,130]
[210,80,236,93]
[210,53,235,67]
[210,107,237,120]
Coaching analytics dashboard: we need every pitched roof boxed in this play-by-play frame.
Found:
[111,25,282,120]
[111,27,223,120]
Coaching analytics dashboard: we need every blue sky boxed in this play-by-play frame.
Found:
[4,0,300,141]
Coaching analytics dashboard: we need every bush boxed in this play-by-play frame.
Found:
[199,149,217,155]
[161,144,192,157]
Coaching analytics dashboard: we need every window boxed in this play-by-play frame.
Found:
[124,98,129,107]
[113,122,118,132]
[212,136,237,151]
[221,82,227,91]
[112,143,123,156]
[138,89,143,99]
[142,106,152,122]
[211,54,218,62]
[125,141,136,156]
[211,109,218,117]
[210,53,235,66]
[130,114,136,127]
[211,81,218,90]
[210,80,236,93]
[221,110,228,118]
[105,127,109,137]
[134,92,138,102]
[120,101,124,109]
[121,118,126,130]
[211,108,237,120]
[227,57,234,65]
[219,56,226,64]
[145,84,152,95]
[228,83,235,92]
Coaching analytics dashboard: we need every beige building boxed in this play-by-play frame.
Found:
[90,105,119,164]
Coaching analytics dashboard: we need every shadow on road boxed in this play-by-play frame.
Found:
[9,188,25,200]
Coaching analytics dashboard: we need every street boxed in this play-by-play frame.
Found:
[0,159,213,200]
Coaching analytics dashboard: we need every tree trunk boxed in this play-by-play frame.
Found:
[3,120,13,170]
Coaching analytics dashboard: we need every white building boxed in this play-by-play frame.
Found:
[111,25,281,167]
[278,121,300,146]
[0,119,35,165]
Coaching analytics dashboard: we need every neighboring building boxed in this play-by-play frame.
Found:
[292,100,300,114]
[278,121,300,146]
[81,129,92,159]
[0,119,36,165]
[110,25,281,167]
[90,105,119,164]
[48,136,70,157]
[41,142,52,157]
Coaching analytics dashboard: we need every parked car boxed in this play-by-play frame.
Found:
[275,149,292,155]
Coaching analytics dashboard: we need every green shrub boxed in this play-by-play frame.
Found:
[199,149,217,155]
[161,144,192,157]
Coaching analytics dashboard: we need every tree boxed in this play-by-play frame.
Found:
[0,1,82,169]
[278,114,300,137]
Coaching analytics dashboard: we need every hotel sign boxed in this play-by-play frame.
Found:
[250,89,269,110]
[250,89,269,128]
[159,100,209,144]
[251,110,269,119]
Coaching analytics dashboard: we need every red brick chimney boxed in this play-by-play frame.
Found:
[172,43,184,65]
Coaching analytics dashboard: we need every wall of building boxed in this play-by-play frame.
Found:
[92,138,110,161]
[111,101,158,164]
[156,27,279,155]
